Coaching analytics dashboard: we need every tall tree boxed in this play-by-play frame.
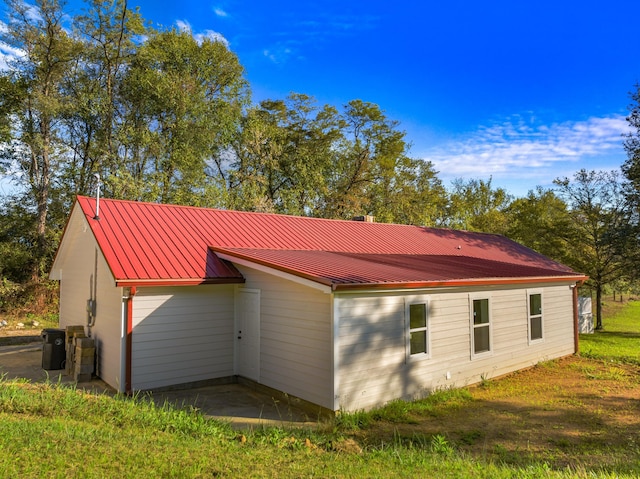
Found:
[226,94,339,214]
[623,83,640,196]
[0,0,79,279]
[622,83,640,283]
[441,177,512,233]
[505,187,573,263]
[365,156,445,226]
[59,0,144,204]
[118,28,249,203]
[553,169,632,330]
[319,99,418,220]
[228,95,445,223]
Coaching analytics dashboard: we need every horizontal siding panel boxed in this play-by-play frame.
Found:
[261,355,330,382]
[131,285,234,390]
[134,347,230,367]
[133,326,226,343]
[338,325,403,346]
[339,352,406,376]
[260,340,329,370]
[261,332,327,354]
[261,320,330,339]
[133,335,218,353]
[135,360,219,378]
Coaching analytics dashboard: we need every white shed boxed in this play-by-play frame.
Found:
[50,196,587,412]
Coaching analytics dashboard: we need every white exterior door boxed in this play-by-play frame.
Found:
[236,288,260,381]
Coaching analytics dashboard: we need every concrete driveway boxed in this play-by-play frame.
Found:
[0,341,322,430]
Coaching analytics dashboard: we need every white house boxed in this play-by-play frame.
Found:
[50,196,587,412]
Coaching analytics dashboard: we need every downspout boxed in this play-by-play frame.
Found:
[572,282,582,355]
[125,286,136,394]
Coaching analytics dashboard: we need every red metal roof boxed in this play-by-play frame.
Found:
[70,196,586,288]
[212,248,585,290]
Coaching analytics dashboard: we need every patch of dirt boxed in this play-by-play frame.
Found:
[353,356,640,470]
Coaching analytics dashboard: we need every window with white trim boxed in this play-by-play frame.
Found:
[528,290,544,343]
[406,300,429,359]
[470,296,491,356]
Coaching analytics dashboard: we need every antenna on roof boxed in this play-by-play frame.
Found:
[93,173,101,221]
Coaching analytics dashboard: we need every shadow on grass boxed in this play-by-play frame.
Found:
[349,358,640,476]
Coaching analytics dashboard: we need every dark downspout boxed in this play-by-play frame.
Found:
[572,283,580,355]
[126,286,137,394]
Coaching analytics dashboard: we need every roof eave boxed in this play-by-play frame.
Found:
[212,247,588,292]
[331,275,590,291]
[115,278,246,288]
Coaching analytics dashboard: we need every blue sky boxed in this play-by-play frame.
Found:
[3,0,640,197]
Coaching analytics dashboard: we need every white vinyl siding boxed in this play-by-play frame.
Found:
[335,284,576,412]
[131,285,235,390]
[235,266,333,410]
[54,208,123,391]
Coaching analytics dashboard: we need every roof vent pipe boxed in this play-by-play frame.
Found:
[93,173,101,220]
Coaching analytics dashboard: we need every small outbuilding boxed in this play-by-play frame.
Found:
[50,196,587,412]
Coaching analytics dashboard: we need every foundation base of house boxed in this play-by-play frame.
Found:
[236,377,335,420]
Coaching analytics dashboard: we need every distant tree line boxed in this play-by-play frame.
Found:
[1,0,640,329]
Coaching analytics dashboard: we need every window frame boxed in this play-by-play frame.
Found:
[469,294,492,359]
[405,296,430,362]
[527,289,544,344]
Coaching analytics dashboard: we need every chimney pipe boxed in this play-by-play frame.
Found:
[93,173,101,220]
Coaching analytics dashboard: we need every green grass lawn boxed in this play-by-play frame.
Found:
[1,300,639,478]
[579,299,640,365]
[3,379,625,479]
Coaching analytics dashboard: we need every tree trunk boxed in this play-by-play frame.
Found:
[595,284,603,330]
[32,120,51,282]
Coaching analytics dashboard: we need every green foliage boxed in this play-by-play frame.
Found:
[623,83,640,195]
[430,434,455,456]
[1,0,81,279]
[579,299,640,365]
[0,279,21,311]
[441,177,512,233]
[335,387,474,431]
[226,93,446,224]
[118,28,249,203]
[0,278,58,315]
[505,187,573,264]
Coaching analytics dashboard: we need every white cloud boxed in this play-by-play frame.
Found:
[194,29,229,47]
[213,7,228,18]
[0,39,25,71]
[175,20,229,47]
[263,46,294,64]
[176,19,191,32]
[0,21,24,71]
[23,4,43,23]
[422,115,630,184]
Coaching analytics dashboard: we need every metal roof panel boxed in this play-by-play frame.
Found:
[73,196,585,286]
